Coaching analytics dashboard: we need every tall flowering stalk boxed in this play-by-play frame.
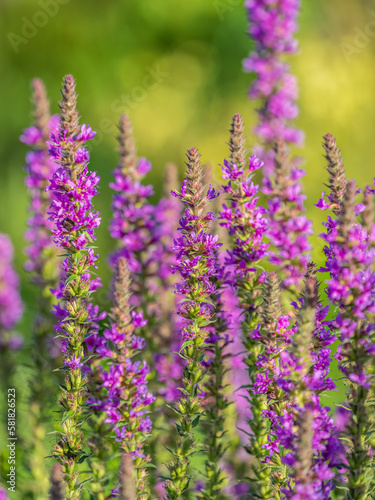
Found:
[268,263,340,499]
[244,0,311,293]
[199,263,231,500]
[262,139,312,293]
[163,148,220,500]
[20,78,62,498]
[47,75,102,499]
[252,272,294,496]
[319,179,375,499]
[21,79,60,292]
[109,118,183,494]
[110,115,157,332]
[243,0,303,175]
[219,115,269,328]
[110,116,181,382]
[110,114,155,284]
[253,267,337,497]
[316,134,347,214]
[101,257,154,499]
[219,114,271,496]
[110,117,180,304]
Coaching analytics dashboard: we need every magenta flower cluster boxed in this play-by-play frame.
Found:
[318,180,375,496]
[48,120,105,353]
[109,114,177,289]
[320,188,375,354]
[262,152,313,288]
[48,125,104,338]
[100,284,155,458]
[48,125,100,253]
[109,118,183,409]
[164,149,222,499]
[101,308,155,458]
[21,114,59,277]
[243,0,311,291]
[110,156,155,274]
[220,154,269,273]
[104,358,154,444]
[244,0,303,174]
[257,302,340,497]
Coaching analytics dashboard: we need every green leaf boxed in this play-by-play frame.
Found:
[65,274,78,286]
[191,416,201,428]
[54,382,68,391]
[180,340,194,351]
[78,453,93,464]
[61,410,75,426]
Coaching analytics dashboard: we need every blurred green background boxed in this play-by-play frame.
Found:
[1,0,375,496]
[1,0,375,304]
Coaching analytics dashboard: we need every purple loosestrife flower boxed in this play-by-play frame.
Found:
[183,163,232,497]
[109,115,178,361]
[47,75,102,500]
[109,114,155,282]
[319,179,375,499]
[109,120,184,492]
[21,79,62,386]
[220,114,272,497]
[262,139,312,292]
[252,272,294,495]
[268,264,340,499]
[0,234,23,352]
[101,257,154,500]
[251,265,339,498]
[163,148,221,500]
[21,85,62,487]
[244,0,303,175]
[21,79,60,287]
[244,0,311,293]
[220,116,269,275]
[21,79,60,414]
[219,115,268,283]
